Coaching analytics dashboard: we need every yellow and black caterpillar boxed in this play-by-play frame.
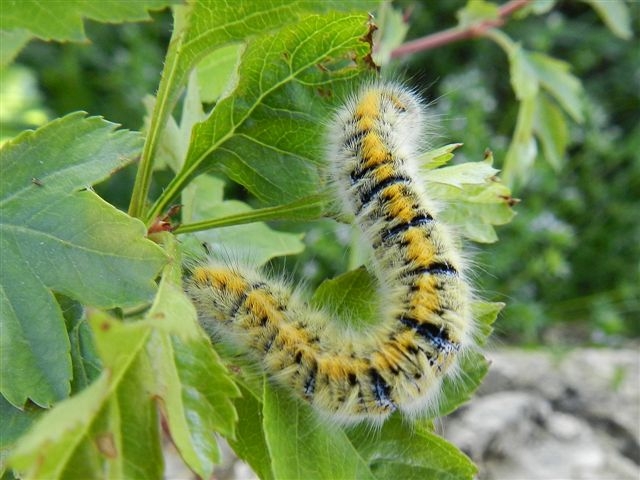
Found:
[186,82,474,424]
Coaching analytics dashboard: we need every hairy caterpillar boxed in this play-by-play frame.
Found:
[186,82,474,424]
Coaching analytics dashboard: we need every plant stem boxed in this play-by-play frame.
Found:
[173,194,326,234]
[128,125,160,219]
[391,0,531,58]
[128,12,186,221]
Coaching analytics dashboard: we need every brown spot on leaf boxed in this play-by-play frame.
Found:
[499,195,520,207]
[317,87,332,98]
[360,15,380,72]
[95,432,118,459]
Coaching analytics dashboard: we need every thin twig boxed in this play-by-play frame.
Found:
[390,0,532,59]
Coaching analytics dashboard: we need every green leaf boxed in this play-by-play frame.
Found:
[189,13,371,203]
[420,143,464,169]
[222,261,491,480]
[232,378,479,479]
[0,396,44,474]
[134,0,314,216]
[488,27,585,187]
[489,30,584,123]
[434,179,515,243]
[8,373,112,479]
[438,351,489,419]
[348,416,477,480]
[489,30,583,187]
[509,43,540,100]
[0,29,30,68]
[436,301,501,418]
[311,267,379,328]
[132,0,378,218]
[93,349,163,480]
[227,384,275,480]
[489,31,542,103]
[0,260,70,408]
[425,159,499,188]
[0,113,166,407]
[528,0,556,15]
[472,301,503,347]
[0,0,175,42]
[263,382,376,480]
[8,313,159,480]
[146,10,373,219]
[527,51,584,122]
[58,294,101,394]
[425,154,515,243]
[181,175,305,265]
[502,96,537,188]
[197,43,244,103]
[582,0,633,39]
[534,93,569,170]
[142,73,207,175]
[8,237,239,479]
[371,1,409,66]
[456,0,500,28]
[146,236,240,479]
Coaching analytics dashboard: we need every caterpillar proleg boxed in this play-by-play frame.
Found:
[186,82,474,424]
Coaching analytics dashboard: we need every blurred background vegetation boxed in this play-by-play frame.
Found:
[2,0,638,346]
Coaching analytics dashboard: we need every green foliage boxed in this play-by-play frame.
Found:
[0,0,175,46]
[6,237,239,479]
[347,417,477,480]
[398,0,638,343]
[141,240,239,478]
[1,0,633,478]
[424,148,514,243]
[0,114,166,407]
[9,315,161,479]
[181,175,306,265]
[131,0,381,219]
[312,267,380,328]
[262,383,377,480]
[211,273,499,479]
[583,0,633,39]
[484,28,585,187]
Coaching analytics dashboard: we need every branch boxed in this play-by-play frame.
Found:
[390,0,532,59]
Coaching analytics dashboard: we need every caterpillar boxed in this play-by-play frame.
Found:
[186,82,474,424]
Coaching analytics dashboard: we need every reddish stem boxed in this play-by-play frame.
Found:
[391,0,532,59]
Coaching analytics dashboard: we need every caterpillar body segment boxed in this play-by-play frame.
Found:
[186,82,474,424]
